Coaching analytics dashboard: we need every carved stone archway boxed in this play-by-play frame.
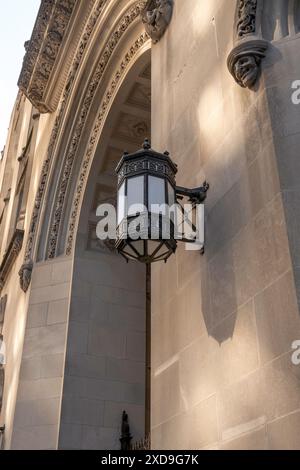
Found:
[19,0,151,292]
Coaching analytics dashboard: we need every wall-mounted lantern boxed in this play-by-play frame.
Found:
[115,140,209,264]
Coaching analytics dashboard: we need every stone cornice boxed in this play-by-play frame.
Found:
[0,230,24,292]
[18,0,93,113]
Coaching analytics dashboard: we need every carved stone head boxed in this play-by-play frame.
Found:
[234,54,258,88]
[18,261,33,293]
[227,39,268,89]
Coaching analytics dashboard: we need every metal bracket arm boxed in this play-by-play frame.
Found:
[175,181,209,204]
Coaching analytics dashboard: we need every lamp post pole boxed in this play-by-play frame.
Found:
[145,263,151,438]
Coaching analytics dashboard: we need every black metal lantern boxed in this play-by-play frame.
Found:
[115,139,209,264]
[116,139,177,263]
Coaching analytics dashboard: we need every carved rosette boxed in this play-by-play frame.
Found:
[227,0,268,89]
[141,0,173,43]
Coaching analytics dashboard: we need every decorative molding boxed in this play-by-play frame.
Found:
[0,230,24,293]
[227,39,268,88]
[22,0,148,279]
[236,0,258,38]
[0,295,7,326]
[21,0,109,288]
[141,0,173,43]
[227,0,268,89]
[18,0,55,93]
[18,0,77,113]
[65,32,150,255]
[45,1,148,258]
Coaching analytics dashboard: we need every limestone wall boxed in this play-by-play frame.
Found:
[0,98,59,448]
[151,0,300,450]
[57,236,146,450]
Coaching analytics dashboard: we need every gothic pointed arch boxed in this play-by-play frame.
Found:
[18,0,151,291]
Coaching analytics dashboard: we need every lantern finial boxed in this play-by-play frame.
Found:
[143,138,151,150]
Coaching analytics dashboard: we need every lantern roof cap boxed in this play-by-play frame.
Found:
[115,139,178,174]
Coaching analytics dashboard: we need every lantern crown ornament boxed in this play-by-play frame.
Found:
[115,139,209,264]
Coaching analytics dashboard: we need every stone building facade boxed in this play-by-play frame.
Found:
[0,0,300,450]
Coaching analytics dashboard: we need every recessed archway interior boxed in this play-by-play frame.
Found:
[58,50,151,450]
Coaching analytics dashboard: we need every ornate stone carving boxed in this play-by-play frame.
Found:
[227,1,268,89]
[18,261,34,293]
[0,295,7,326]
[66,32,150,256]
[18,0,55,93]
[22,1,148,270]
[141,0,173,43]
[21,0,108,282]
[0,230,24,293]
[236,0,258,38]
[18,0,77,113]
[227,39,268,88]
[46,2,148,258]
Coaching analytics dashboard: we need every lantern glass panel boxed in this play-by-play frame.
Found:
[147,240,162,256]
[117,181,126,225]
[127,176,144,216]
[123,245,138,259]
[131,240,145,257]
[155,247,171,259]
[148,176,166,214]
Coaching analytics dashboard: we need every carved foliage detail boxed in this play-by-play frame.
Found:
[47,2,147,258]
[21,0,108,281]
[18,0,77,113]
[65,32,150,256]
[236,0,258,38]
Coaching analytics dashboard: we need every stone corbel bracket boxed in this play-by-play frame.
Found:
[227,0,268,89]
[141,0,173,43]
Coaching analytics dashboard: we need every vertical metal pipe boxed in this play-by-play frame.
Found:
[145,263,151,438]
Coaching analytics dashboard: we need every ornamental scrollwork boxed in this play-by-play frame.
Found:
[47,2,148,258]
[141,0,173,43]
[20,0,108,292]
[18,0,77,113]
[236,0,258,38]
